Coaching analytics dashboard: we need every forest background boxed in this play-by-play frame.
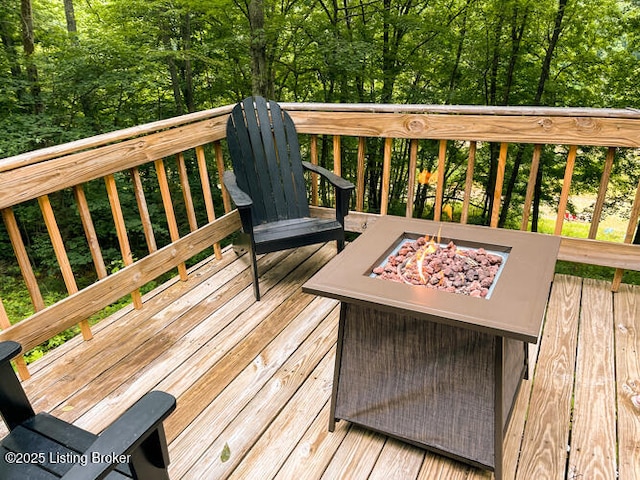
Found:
[1,0,640,357]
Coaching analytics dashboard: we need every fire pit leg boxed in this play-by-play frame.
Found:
[328,304,348,432]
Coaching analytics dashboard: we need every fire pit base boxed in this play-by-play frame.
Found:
[332,303,526,473]
[303,216,561,480]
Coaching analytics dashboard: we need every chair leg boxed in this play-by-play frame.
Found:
[337,239,345,252]
[249,247,261,301]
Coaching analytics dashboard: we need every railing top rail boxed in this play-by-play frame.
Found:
[280,102,640,118]
[4,102,640,173]
[0,105,234,172]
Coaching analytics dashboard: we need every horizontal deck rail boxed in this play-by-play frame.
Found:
[1,103,639,378]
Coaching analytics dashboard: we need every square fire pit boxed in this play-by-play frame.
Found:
[302,216,560,479]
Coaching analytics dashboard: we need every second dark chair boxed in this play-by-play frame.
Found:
[0,341,176,479]
[224,96,355,300]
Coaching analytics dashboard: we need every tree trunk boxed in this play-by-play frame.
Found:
[21,0,42,114]
[497,6,531,227]
[0,10,24,104]
[63,0,77,35]
[248,0,272,97]
[531,0,569,232]
[181,12,195,112]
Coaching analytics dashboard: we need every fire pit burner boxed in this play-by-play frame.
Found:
[371,235,507,298]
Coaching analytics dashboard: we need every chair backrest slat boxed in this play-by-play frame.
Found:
[227,97,310,226]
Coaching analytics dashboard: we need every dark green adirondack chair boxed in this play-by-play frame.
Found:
[0,341,176,479]
[223,96,355,300]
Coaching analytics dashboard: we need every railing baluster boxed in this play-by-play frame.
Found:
[406,139,418,218]
[521,145,542,231]
[104,174,143,308]
[38,195,92,340]
[333,135,342,176]
[154,159,189,281]
[195,145,222,260]
[612,176,640,291]
[177,152,198,232]
[434,139,447,222]
[310,135,319,207]
[490,143,508,228]
[356,137,366,212]
[0,298,30,380]
[1,208,46,311]
[589,147,616,239]
[380,138,393,215]
[214,140,232,213]
[73,185,107,279]
[554,145,578,235]
[130,167,158,253]
[460,141,477,225]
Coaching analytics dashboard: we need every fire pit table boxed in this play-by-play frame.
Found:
[302,216,560,479]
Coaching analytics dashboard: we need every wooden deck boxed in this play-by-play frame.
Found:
[17,242,640,479]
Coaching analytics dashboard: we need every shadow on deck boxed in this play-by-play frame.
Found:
[19,243,640,479]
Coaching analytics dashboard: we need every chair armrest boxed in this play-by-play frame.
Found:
[61,391,176,480]
[222,171,253,209]
[0,341,21,364]
[302,161,355,192]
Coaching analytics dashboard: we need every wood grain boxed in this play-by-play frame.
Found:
[460,141,476,225]
[0,117,228,210]
[130,167,157,253]
[380,138,393,215]
[289,111,640,146]
[176,152,198,232]
[195,145,222,259]
[356,137,367,212]
[554,145,577,235]
[155,159,188,281]
[73,185,107,279]
[434,139,446,222]
[515,275,582,479]
[405,139,418,218]
[521,145,542,231]
[11,243,640,480]
[568,278,617,479]
[38,195,92,340]
[0,211,241,353]
[614,283,640,480]
[490,143,508,228]
[589,147,615,239]
[1,207,45,311]
[104,174,143,308]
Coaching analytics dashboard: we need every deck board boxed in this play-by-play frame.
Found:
[17,246,640,479]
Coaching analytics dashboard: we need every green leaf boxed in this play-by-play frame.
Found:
[220,443,231,463]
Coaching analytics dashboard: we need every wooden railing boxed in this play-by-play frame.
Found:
[1,102,639,378]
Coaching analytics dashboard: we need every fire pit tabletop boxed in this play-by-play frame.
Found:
[303,216,560,343]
